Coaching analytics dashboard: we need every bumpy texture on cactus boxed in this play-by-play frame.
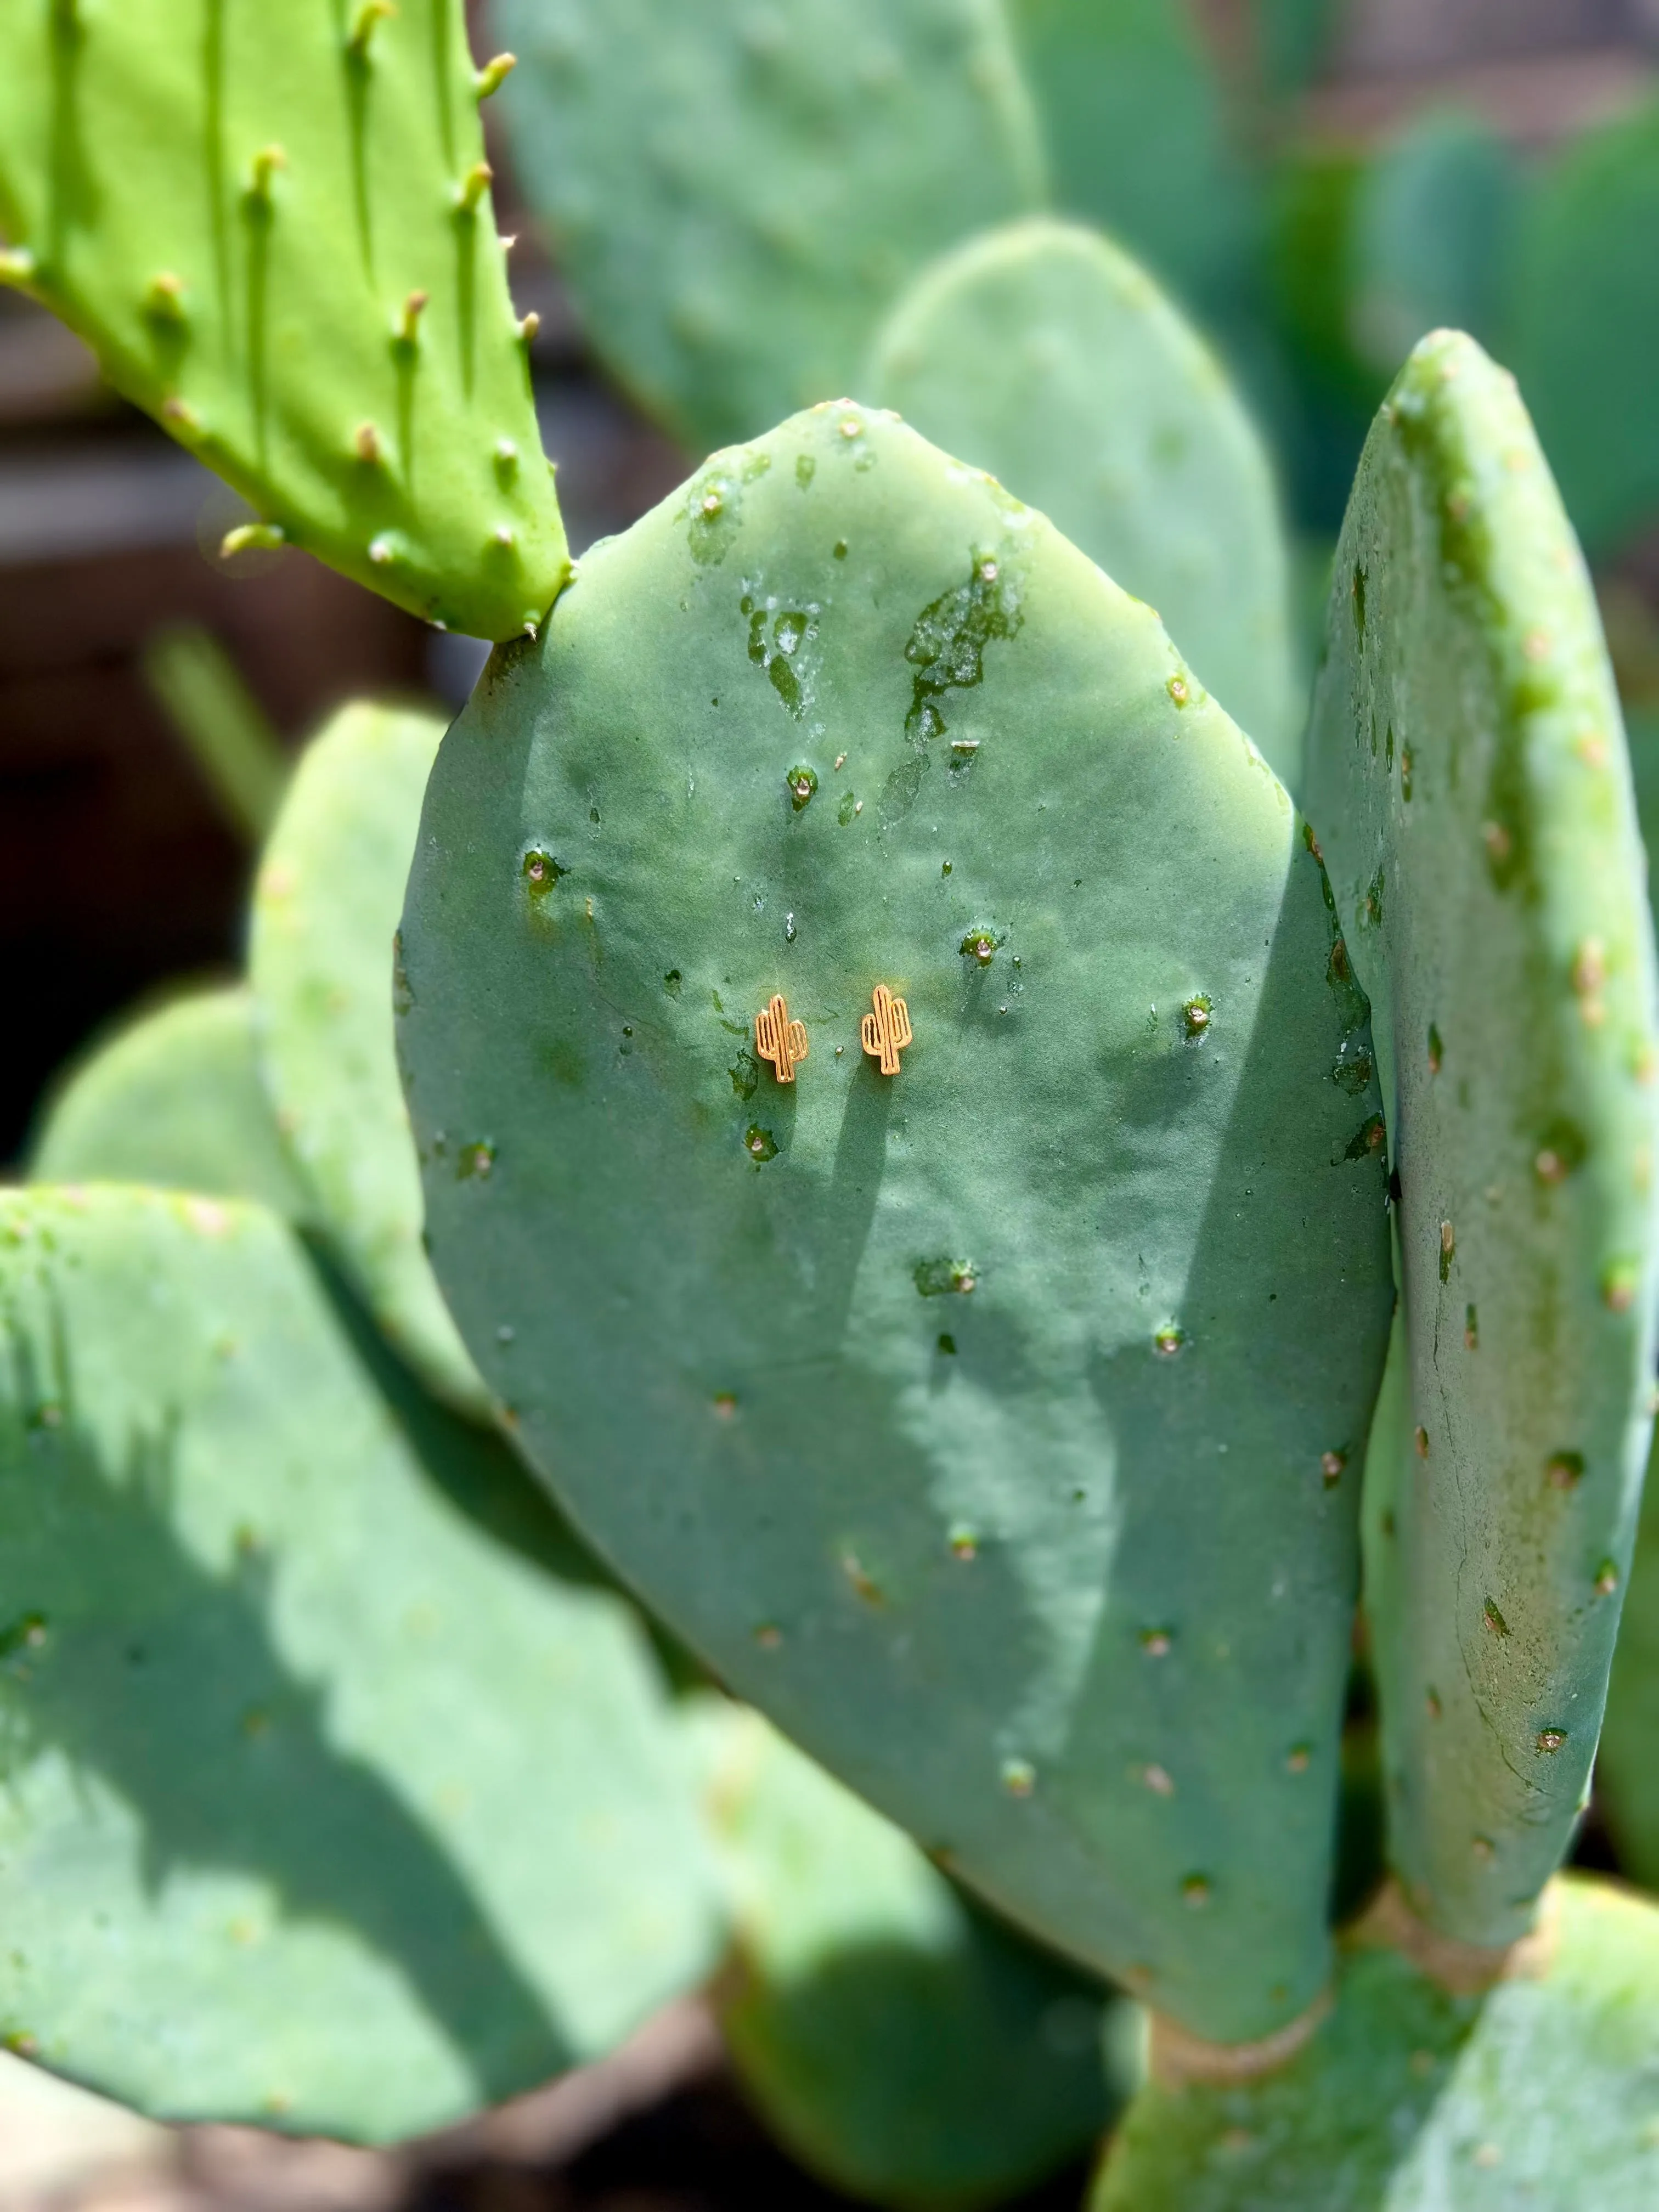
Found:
[1003,0,1239,312]
[0,1186,719,2141]
[250,701,489,1420]
[1304,330,1659,1949]
[691,1698,1125,2207]
[32,986,312,1224]
[0,0,565,640]
[870,218,1298,778]
[398,400,1395,2042]
[1597,1430,1659,1887]
[491,0,1043,454]
[1092,1877,1659,2210]
[1511,99,1659,561]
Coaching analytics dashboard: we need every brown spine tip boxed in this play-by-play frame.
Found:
[354,421,383,464]
[456,162,494,215]
[397,290,428,344]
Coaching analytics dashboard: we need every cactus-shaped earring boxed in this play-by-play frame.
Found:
[755,994,808,1084]
[861,985,912,1075]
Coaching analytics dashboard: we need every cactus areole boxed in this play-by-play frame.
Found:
[398,401,1397,2045]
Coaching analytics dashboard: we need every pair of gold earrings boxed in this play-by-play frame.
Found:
[755,985,912,1083]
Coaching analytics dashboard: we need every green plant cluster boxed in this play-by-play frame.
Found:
[4,4,1659,2208]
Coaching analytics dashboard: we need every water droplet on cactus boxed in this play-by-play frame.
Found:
[783,912,797,943]
[1321,1450,1346,1486]
[961,928,998,966]
[1000,1757,1035,1798]
[496,1324,514,1345]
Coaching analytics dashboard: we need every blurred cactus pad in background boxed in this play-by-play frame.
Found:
[6,2,1659,2209]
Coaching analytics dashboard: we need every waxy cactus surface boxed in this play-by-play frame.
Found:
[871,218,1299,778]
[1304,330,1659,1949]
[397,400,1395,2044]
[0,0,566,640]
[692,1699,1126,2208]
[0,1187,720,2141]
[33,986,313,1226]
[492,0,1044,453]
[250,702,490,1421]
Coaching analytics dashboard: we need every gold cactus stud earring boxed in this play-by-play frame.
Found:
[861,984,912,1075]
[755,992,809,1084]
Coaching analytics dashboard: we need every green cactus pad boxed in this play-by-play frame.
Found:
[0,0,566,640]
[869,218,1299,778]
[691,1697,1125,2208]
[1303,330,1659,1949]
[0,1184,720,2141]
[397,400,1395,2044]
[1509,98,1659,561]
[491,0,1043,455]
[1091,1875,1659,2211]
[250,700,489,1420]
[1596,1426,1659,1888]
[1004,0,1242,311]
[31,985,312,1224]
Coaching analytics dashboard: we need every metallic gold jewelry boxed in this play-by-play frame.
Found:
[755,993,809,1083]
[861,984,912,1075]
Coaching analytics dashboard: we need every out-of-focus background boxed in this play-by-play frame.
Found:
[3,0,1658,2204]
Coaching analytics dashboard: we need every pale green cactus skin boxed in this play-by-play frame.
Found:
[0,1186,721,2141]
[1092,1876,1659,2211]
[31,985,312,1225]
[870,218,1299,780]
[398,400,1395,2045]
[690,1698,1128,2208]
[490,0,1045,454]
[1304,330,1659,1949]
[0,0,566,640]
[250,701,490,1420]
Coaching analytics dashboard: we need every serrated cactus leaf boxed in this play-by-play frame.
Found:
[1091,1876,1659,2211]
[1303,330,1659,1949]
[250,701,490,1421]
[1004,0,1243,312]
[0,0,566,641]
[0,1185,721,2141]
[1509,99,1659,562]
[1596,1426,1659,1889]
[869,218,1299,779]
[690,1698,1126,2208]
[31,986,312,1225]
[489,0,1044,455]
[396,401,1395,2044]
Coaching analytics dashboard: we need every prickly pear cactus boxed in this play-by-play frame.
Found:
[1003,0,1241,311]
[0,1186,720,2140]
[691,1698,1127,2207]
[0,0,566,640]
[870,218,1299,778]
[1092,1877,1659,2210]
[1510,98,1659,562]
[1303,330,1659,1949]
[250,701,489,1420]
[397,400,1396,2044]
[1595,1428,1659,1888]
[490,0,1044,454]
[31,986,312,1224]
